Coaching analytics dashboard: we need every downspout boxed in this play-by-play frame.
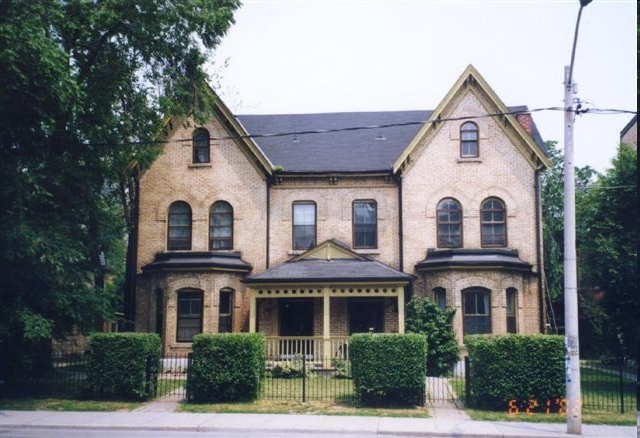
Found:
[266,176,271,269]
[534,168,545,333]
[396,174,404,272]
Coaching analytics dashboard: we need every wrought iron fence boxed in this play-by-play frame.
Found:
[262,354,355,403]
[0,351,88,398]
[1,348,636,414]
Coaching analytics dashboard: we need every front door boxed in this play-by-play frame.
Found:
[349,299,384,334]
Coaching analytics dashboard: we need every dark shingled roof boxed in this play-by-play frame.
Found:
[243,258,412,284]
[415,248,532,272]
[141,251,252,273]
[236,107,546,173]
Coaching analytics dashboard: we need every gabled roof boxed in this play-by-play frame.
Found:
[243,239,412,284]
[393,64,551,173]
[160,86,274,177]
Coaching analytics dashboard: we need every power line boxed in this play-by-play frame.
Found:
[7,106,637,150]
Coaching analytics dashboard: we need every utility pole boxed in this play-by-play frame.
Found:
[563,0,591,434]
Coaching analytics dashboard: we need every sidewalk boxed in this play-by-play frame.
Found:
[1,409,636,437]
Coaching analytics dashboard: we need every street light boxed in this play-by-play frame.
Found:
[563,0,591,434]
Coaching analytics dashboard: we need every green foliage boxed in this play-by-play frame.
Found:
[405,296,459,376]
[0,0,240,366]
[576,144,637,360]
[187,333,265,403]
[465,334,565,410]
[85,333,161,401]
[540,141,598,302]
[268,356,313,379]
[349,333,426,406]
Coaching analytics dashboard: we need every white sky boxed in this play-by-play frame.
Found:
[209,0,637,173]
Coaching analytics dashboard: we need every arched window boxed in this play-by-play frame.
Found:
[437,198,462,248]
[434,287,447,309]
[463,287,491,334]
[506,288,518,333]
[460,122,478,158]
[353,200,377,249]
[218,288,234,333]
[176,289,203,342]
[481,197,506,247]
[168,201,192,250]
[193,128,210,163]
[210,201,233,250]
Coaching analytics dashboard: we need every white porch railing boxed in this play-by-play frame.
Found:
[265,336,349,360]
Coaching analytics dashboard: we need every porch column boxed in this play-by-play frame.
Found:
[398,287,405,334]
[249,290,256,333]
[323,288,331,366]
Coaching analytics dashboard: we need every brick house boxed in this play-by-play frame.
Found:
[134,65,551,356]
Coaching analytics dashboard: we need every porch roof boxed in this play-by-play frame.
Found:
[243,258,412,285]
[415,248,532,272]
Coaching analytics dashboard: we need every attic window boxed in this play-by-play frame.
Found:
[460,122,478,158]
[193,128,210,163]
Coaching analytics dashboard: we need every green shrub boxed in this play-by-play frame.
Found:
[187,333,264,402]
[268,355,313,378]
[350,333,426,406]
[405,296,460,376]
[86,332,161,401]
[465,334,565,410]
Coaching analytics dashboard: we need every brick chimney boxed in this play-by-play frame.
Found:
[515,113,533,135]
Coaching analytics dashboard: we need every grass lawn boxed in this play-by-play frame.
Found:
[0,397,142,411]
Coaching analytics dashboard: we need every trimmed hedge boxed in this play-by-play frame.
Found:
[350,333,426,406]
[86,332,161,401]
[187,333,265,402]
[465,334,565,410]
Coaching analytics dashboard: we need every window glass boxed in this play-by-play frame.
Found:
[293,202,316,250]
[434,287,447,308]
[481,197,506,247]
[460,122,478,157]
[193,128,210,163]
[177,290,202,342]
[218,289,233,333]
[353,200,377,248]
[168,201,192,250]
[437,198,462,248]
[210,201,233,249]
[506,288,517,333]
[463,288,491,334]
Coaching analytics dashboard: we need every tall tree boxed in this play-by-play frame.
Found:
[0,0,240,378]
[577,144,637,360]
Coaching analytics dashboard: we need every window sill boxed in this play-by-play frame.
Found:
[188,163,212,169]
[457,157,482,163]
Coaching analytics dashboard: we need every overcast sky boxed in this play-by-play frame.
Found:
[209,0,637,173]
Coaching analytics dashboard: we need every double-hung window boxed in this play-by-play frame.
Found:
[218,289,234,333]
[210,201,233,250]
[193,128,210,163]
[437,198,462,248]
[177,290,203,342]
[481,197,506,247]
[168,201,192,250]
[293,202,316,250]
[460,122,478,158]
[353,200,377,249]
[463,288,491,334]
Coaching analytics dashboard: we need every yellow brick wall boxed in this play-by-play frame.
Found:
[268,176,400,268]
[135,90,545,352]
[402,91,543,342]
